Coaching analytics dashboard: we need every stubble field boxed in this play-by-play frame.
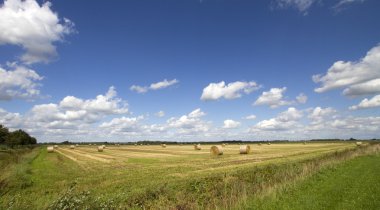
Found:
[1,142,375,209]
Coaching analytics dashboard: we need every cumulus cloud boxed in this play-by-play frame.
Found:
[0,64,43,100]
[329,116,380,131]
[2,102,380,141]
[0,108,22,129]
[251,107,303,131]
[201,81,260,101]
[99,116,144,134]
[167,108,210,134]
[0,0,74,64]
[59,86,127,114]
[130,79,178,93]
[100,108,210,138]
[342,79,380,97]
[296,93,308,104]
[349,95,380,110]
[26,86,128,131]
[244,115,257,120]
[223,119,241,129]
[155,110,165,117]
[308,107,337,124]
[313,44,380,96]
[254,87,293,108]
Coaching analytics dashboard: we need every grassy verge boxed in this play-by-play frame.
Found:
[242,150,380,210]
[0,147,40,200]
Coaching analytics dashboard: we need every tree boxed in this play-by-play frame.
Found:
[0,124,10,144]
[5,129,37,147]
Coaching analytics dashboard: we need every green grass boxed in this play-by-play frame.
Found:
[0,142,378,209]
[243,153,380,210]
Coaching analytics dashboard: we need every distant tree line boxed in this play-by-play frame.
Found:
[0,124,37,147]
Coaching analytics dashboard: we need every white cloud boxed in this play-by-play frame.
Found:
[188,108,206,118]
[313,44,380,96]
[201,81,260,101]
[274,0,365,14]
[274,0,316,14]
[296,93,308,104]
[253,118,297,131]
[254,87,293,108]
[150,79,178,90]
[330,116,380,131]
[342,79,380,97]
[308,107,337,124]
[0,0,74,64]
[223,119,241,129]
[59,86,128,115]
[130,85,148,93]
[99,116,144,134]
[2,102,380,141]
[130,79,178,93]
[26,86,128,131]
[251,107,303,131]
[0,64,43,100]
[0,108,22,129]
[244,115,257,120]
[333,0,365,11]
[307,115,380,139]
[277,107,303,121]
[349,95,380,110]
[155,110,165,117]
[167,108,210,134]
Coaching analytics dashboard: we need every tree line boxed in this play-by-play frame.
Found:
[0,124,37,147]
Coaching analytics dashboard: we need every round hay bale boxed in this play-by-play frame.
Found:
[134,143,137,146]
[194,144,202,150]
[54,145,58,149]
[98,146,104,152]
[356,141,362,146]
[267,142,271,145]
[210,145,223,155]
[161,144,166,148]
[239,145,251,154]
[70,145,75,149]
[47,146,54,153]
[222,143,226,147]
[76,144,79,147]
[102,145,107,149]
[258,143,262,146]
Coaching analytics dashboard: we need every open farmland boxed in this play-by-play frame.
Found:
[0,142,378,209]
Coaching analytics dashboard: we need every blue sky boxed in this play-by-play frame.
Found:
[1,0,380,142]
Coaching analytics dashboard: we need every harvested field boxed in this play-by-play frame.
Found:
[0,142,373,210]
